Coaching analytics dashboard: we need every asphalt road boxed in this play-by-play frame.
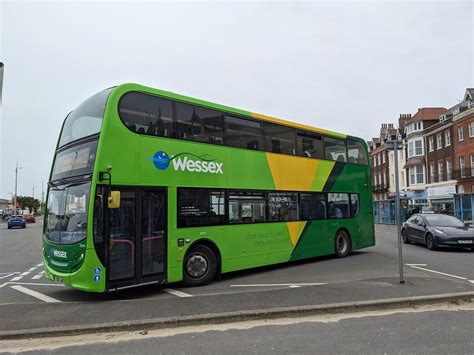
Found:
[1,221,472,306]
[6,303,474,353]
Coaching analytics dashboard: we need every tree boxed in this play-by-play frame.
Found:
[16,196,41,214]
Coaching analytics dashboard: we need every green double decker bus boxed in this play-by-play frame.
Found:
[43,83,374,292]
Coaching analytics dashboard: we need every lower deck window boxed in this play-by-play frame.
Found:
[268,192,298,222]
[327,193,349,219]
[177,188,225,227]
[229,191,266,224]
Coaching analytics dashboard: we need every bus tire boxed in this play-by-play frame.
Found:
[335,230,351,258]
[182,245,217,287]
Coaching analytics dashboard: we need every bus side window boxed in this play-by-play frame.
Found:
[327,193,349,219]
[296,132,324,159]
[350,194,359,217]
[347,138,368,165]
[263,122,296,155]
[300,193,326,220]
[119,92,174,138]
[323,136,347,162]
[225,115,264,151]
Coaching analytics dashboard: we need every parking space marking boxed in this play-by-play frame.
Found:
[408,265,468,281]
[230,283,326,288]
[10,285,61,303]
[163,288,193,298]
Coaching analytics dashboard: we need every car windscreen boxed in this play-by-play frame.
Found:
[44,182,90,244]
[424,214,464,227]
[58,88,112,148]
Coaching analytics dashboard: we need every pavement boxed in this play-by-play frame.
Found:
[0,223,473,340]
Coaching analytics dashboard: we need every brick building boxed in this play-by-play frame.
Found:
[403,107,447,209]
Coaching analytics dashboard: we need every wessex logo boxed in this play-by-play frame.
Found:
[148,151,223,174]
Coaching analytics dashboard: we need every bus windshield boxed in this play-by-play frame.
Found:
[58,89,112,147]
[45,182,90,244]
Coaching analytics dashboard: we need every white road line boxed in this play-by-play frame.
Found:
[10,276,23,282]
[408,265,468,280]
[230,283,326,287]
[163,288,193,298]
[20,272,31,276]
[0,272,19,280]
[31,271,44,280]
[9,281,64,287]
[10,285,61,303]
[469,280,474,284]
[405,263,427,266]
[0,272,19,275]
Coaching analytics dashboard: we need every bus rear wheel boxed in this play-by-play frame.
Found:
[183,245,217,287]
[335,230,351,258]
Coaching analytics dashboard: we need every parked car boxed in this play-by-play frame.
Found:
[24,214,36,223]
[7,215,26,229]
[401,213,474,250]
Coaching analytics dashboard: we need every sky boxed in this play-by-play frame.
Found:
[0,0,473,199]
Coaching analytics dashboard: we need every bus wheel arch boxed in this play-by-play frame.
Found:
[182,239,221,287]
[334,228,352,258]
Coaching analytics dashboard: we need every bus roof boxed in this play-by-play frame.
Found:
[113,83,351,141]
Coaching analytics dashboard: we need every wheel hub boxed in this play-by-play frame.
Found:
[186,254,208,278]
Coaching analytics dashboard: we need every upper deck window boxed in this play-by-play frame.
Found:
[225,115,263,151]
[175,102,224,144]
[59,89,111,147]
[347,138,368,165]
[297,132,324,159]
[324,136,347,162]
[263,122,296,155]
[119,92,173,137]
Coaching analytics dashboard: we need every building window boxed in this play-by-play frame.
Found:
[460,156,465,178]
[177,188,226,227]
[373,156,377,167]
[445,130,451,146]
[436,134,442,150]
[446,159,452,180]
[469,122,474,138]
[458,127,464,141]
[415,140,423,155]
[409,165,424,185]
[428,137,434,152]
[471,154,474,177]
[430,162,436,183]
[377,154,381,166]
[438,161,444,182]
[228,191,266,224]
[383,172,386,187]
[382,153,386,164]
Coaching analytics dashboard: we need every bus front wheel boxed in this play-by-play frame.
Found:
[183,245,217,287]
[335,230,351,258]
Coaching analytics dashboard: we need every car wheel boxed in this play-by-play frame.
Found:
[401,228,410,244]
[426,233,437,251]
[7,226,11,229]
[182,245,217,287]
[335,230,351,258]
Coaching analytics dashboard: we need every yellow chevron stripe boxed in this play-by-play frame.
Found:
[251,112,347,139]
[287,221,307,247]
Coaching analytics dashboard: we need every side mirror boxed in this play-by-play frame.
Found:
[108,191,121,209]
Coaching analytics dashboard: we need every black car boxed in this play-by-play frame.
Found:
[401,213,474,250]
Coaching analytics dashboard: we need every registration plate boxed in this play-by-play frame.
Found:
[458,240,473,244]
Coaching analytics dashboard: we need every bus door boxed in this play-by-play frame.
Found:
[107,188,167,289]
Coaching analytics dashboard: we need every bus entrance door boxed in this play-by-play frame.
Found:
[107,188,167,289]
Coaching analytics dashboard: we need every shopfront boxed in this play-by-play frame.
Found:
[427,183,456,214]
[454,194,474,222]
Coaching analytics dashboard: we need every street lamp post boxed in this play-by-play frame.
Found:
[32,185,37,200]
[14,161,23,215]
[384,135,405,284]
